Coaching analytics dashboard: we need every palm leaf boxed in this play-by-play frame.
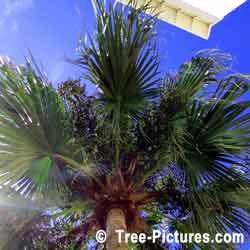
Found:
[181,74,250,187]
[73,0,160,136]
[135,50,235,182]
[0,61,90,196]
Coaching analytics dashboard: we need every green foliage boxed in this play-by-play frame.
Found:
[181,74,250,186]
[0,62,89,196]
[73,0,160,138]
[51,200,91,223]
[0,1,249,250]
[134,50,250,249]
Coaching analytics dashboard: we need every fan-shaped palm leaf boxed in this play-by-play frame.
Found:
[181,74,250,187]
[0,61,91,196]
[73,0,160,137]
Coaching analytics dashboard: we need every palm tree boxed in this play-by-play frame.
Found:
[0,1,249,250]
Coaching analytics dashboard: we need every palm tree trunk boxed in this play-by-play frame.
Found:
[106,208,128,250]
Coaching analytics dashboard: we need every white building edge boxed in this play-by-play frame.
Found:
[119,0,247,39]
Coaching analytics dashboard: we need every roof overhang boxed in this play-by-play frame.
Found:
[119,0,247,39]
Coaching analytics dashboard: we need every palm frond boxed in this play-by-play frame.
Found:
[171,176,249,250]
[73,0,160,136]
[134,50,234,182]
[181,74,250,186]
[0,61,90,196]
[138,53,250,249]
[164,49,232,105]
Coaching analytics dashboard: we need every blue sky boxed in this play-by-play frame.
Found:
[0,0,249,248]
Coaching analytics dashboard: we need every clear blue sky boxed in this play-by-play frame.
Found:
[0,0,249,248]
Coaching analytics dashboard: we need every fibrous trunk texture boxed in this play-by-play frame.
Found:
[106,208,128,250]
